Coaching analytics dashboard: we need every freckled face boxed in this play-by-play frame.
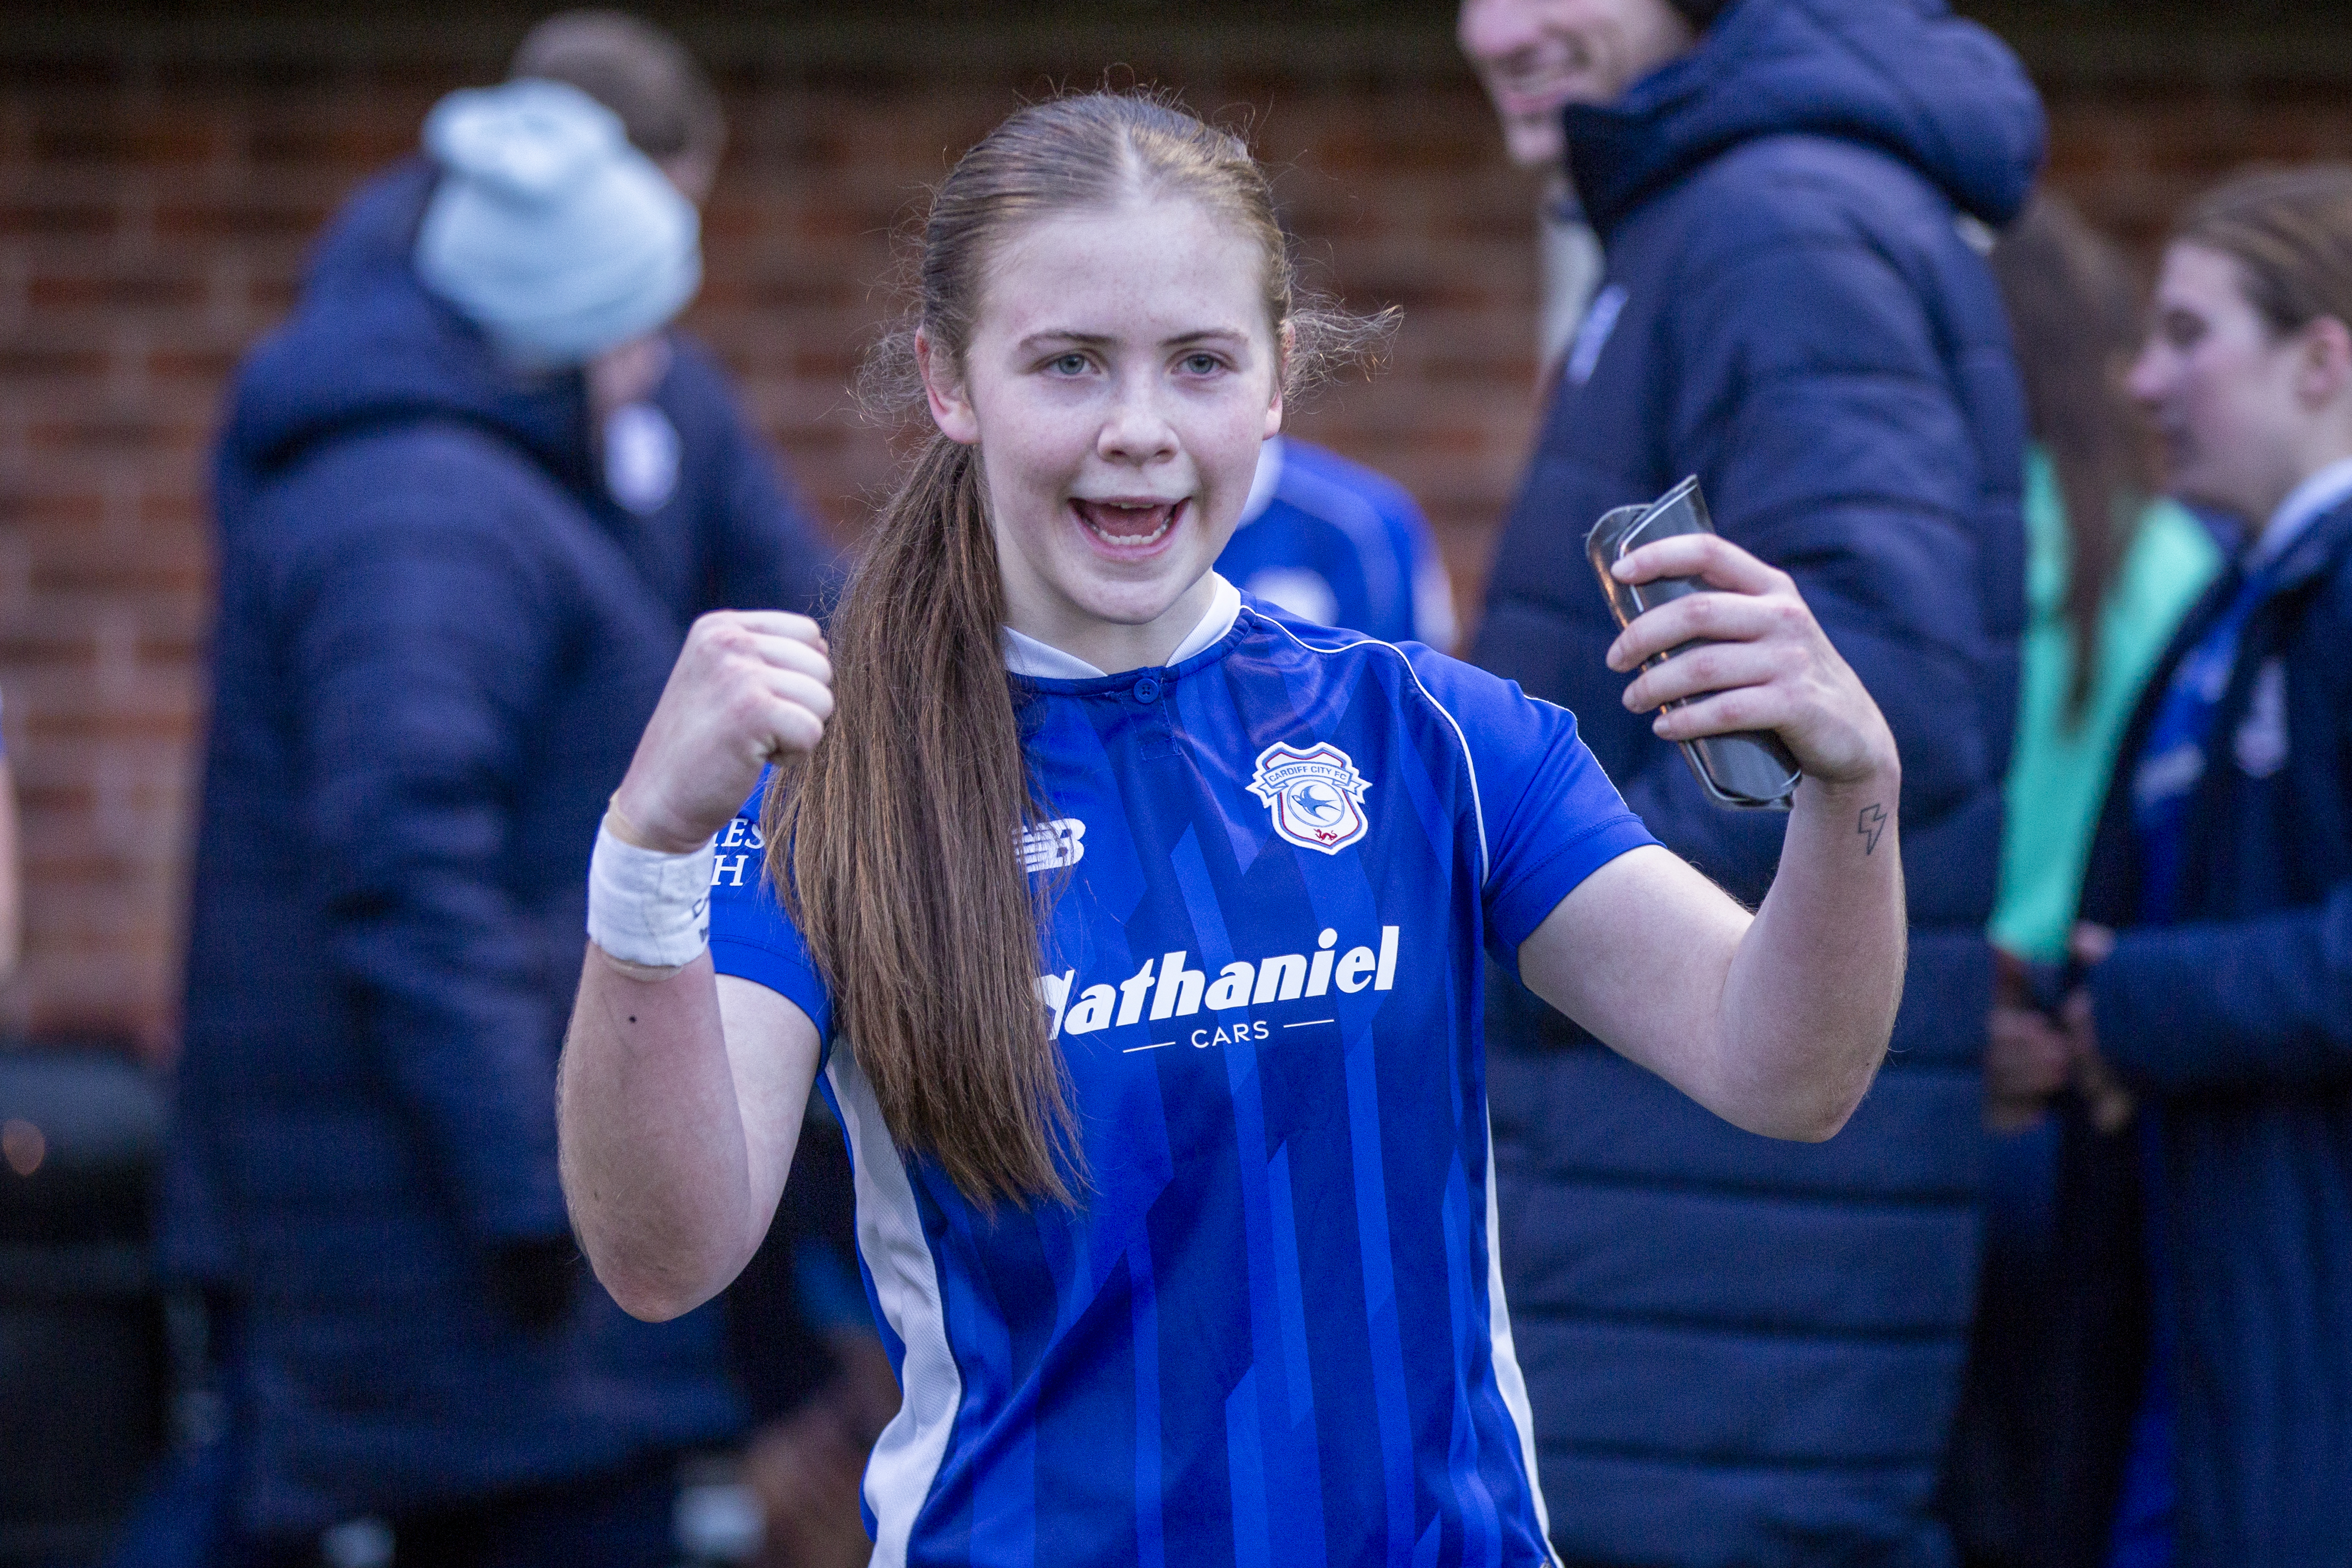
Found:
[2127,241,2316,526]
[922,195,1284,666]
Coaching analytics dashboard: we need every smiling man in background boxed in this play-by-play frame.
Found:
[1459,1,2040,1564]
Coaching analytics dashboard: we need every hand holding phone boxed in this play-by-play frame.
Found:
[1586,479,1803,809]
[1590,476,1898,810]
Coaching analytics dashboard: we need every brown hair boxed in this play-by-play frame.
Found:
[509,10,724,166]
[1989,193,2155,720]
[766,92,1385,1208]
[2175,164,2352,341]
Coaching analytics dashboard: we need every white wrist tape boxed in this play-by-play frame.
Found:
[587,816,717,970]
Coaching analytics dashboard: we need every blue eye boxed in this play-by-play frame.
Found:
[1182,353,1223,375]
[1049,353,1089,376]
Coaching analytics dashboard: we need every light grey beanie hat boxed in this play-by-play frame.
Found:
[415,77,701,365]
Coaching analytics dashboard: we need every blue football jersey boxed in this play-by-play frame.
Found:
[709,599,1656,1568]
[1216,436,1459,650]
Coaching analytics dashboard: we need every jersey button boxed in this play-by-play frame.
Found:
[1132,676,1162,704]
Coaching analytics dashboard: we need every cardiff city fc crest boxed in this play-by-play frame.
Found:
[1248,740,1372,855]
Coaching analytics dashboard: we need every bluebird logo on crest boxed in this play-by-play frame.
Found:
[1248,740,1371,854]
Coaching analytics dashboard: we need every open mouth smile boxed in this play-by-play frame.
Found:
[1494,75,1578,115]
[1073,497,1186,551]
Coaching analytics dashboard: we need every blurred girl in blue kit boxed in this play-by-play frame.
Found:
[1994,166,2352,1566]
[1216,433,1458,651]
[558,92,1909,1568]
[1982,196,2221,993]
[1954,192,2219,1568]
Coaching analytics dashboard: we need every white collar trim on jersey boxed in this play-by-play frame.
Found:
[1000,573,1243,680]
[2250,452,2352,573]
[1236,433,1285,527]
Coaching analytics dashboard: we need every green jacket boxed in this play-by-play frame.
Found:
[1990,450,2219,959]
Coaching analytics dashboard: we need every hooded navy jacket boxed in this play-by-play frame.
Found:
[2048,498,2352,1566]
[1473,2,2039,1562]
[167,160,834,1534]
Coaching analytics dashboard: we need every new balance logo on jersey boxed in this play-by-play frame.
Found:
[1248,741,1371,853]
[1021,817,1087,872]
[1036,925,1400,1041]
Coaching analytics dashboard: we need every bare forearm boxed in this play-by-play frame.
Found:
[1555,522,1904,1140]
[562,609,833,1315]
[558,949,765,1320]
[1714,771,1905,1139]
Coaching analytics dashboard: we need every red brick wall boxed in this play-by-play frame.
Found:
[4,20,2350,1053]
[2048,81,2352,256]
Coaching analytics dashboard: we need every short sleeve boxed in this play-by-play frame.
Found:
[707,785,834,1047]
[1411,651,1658,974]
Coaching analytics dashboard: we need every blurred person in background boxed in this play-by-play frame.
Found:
[150,12,834,1564]
[1946,193,2220,1568]
[521,16,895,1549]
[1981,197,2223,993]
[1458,0,2040,1563]
[1994,164,2352,1568]
[1453,0,1607,382]
[1214,433,1458,649]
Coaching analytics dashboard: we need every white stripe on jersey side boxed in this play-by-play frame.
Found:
[827,1046,962,1568]
[1486,1124,1565,1568]
[1250,611,1491,885]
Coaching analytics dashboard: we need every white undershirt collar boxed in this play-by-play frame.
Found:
[2250,452,2352,573]
[1000,573,1243,680]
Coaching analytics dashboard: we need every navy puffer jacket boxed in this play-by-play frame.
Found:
[1474,1,2039,1562]
[2057,499,2352,1566]
[167,161,834,1535]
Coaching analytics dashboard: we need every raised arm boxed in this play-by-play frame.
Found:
[558,610,835,1321]
[1518,531,1905,1140]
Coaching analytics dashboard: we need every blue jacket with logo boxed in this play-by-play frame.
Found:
[1472,1,2040,1562]
[2053,499,2352,1565]
[167,160,833,1534]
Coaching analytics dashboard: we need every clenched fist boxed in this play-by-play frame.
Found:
[608,611,834,853]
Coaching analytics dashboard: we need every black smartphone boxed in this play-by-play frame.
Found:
[1584,477,1803,811]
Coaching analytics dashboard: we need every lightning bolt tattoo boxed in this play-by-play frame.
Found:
[1857,803,1887,856]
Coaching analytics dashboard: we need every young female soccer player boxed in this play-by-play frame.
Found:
[559,94,1905,1567]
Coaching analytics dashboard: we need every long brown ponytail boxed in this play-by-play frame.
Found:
[767,432,1070,1206]
[765,92,1385,1208]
